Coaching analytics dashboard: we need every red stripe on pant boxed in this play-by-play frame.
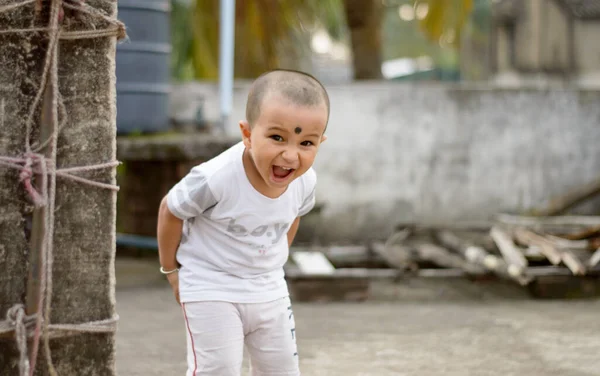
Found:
[182,303,198,376]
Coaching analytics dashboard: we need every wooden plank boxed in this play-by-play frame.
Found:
[513,228,562,265]
[322,245,384,266]
[495,214,600,228]
[371,241,418,272]
[523,246,547,261]
[25,54,56,316]
[587,248,600,268]
[285,268,399,279]
[24,35,58,372]
[436,230,532,285]
[393,221,493,232]
[376,229,486,274]
[290,245,388,268]
[561,225,600,240]
[288,267,473,280]
[527,265,600,277]
[490,226,528,273]
[560,249,586,276]
[531,176,600,216]
[414,243,486,274]
[543,234,590,250]
[290,251,335,275]
[285,265,600,280]
[436,230,497,268]
[324,245,369,259]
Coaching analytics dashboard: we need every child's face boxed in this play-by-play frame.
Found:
[240,94,328,194]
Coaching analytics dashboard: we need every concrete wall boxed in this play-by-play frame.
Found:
[170,82,600,243]
[575,22,600,74]
[496,25,512,73]
[541,0,569,71]
[492,0,600,85]
[514,0,541,71]
[504,0,569,73]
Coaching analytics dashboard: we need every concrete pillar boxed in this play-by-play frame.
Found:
[0,1,121,374]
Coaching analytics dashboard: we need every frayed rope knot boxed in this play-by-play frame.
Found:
[18,153,47,208]
[6,305,31,376]
[5,304,37,332]
[0,153,119,208]
[1,303,119,376]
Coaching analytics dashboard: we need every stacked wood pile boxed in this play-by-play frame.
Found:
[285,215,600,301]
[286,142,600,302]
[374,214,600,283]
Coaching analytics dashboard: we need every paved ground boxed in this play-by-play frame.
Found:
[114,257,600,376]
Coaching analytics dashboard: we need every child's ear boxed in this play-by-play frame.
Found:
[239,120,251,147]
[320,134,327,144]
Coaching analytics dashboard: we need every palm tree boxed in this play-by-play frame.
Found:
[171,0,475,81]
[340,0,475,79]
[172,0,344,80]
[342,0,384,79]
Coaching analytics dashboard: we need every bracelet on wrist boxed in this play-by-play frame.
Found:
[160,266,179,275]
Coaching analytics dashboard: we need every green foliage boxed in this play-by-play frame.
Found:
[416,0,474,48]
[318,0,347,41]
[383,2,441,62]
[174,0,346,80]
[171,0,197,81]
[170,0,480,81]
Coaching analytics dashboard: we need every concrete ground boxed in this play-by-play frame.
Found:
[114,256,600,376]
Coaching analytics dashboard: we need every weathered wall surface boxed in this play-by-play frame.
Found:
[0,1,118,374]
[576,22,600,75]
[171,82,600,244]
[541,0,569,71]
[0,0,34,334]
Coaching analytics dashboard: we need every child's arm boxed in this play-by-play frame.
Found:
[287,217,301,247]
[157,195,184,303]
[293,168,316,247]
[157,195,183,269]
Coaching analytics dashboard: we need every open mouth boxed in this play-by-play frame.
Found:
[271,165,295,182]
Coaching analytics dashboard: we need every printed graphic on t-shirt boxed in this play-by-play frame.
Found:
[226,218,290,246]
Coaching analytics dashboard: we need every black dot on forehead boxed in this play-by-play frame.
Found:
[294,126,302,134]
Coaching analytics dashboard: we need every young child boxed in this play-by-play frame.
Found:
[156,69,329,375]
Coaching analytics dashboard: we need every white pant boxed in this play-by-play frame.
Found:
[181,296,300,376]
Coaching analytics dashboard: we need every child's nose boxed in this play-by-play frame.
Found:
[281,148,298,164]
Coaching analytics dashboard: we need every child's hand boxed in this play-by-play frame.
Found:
[166,272,180,305]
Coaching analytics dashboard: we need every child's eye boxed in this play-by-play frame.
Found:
[270,135,283,142]
[301,141,314,146]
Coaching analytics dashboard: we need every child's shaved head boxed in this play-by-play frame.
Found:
[246,69,330,127]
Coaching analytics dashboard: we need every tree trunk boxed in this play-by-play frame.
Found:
[342,0,383,80]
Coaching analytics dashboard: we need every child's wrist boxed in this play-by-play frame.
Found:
[159,266,179,274]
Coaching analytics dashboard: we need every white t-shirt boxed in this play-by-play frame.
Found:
[166,141,317,304]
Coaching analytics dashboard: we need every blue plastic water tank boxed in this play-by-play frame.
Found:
[116,0,171,134]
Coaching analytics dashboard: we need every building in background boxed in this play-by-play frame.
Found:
[489,0,600,86]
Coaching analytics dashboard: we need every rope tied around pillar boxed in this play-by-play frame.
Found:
[0,0,126,375]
